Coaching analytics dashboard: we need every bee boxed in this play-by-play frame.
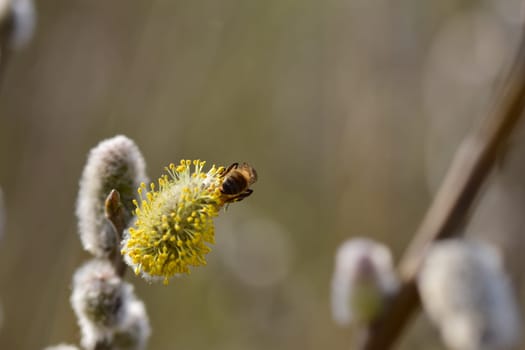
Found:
[219,162,257,203]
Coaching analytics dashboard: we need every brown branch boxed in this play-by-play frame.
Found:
[104,189,127,277]
[360,32,525,350]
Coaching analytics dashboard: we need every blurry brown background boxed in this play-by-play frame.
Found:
[0,0,524,349]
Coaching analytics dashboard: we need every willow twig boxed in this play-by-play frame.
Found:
[361,30,525,350]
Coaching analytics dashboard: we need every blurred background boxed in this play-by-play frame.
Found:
[1,0,525,349]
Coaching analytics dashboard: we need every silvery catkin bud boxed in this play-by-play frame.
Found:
[70,259,150,350]
[76,135,148,258]
[331,238,399,326]
[71,260,127,329]
[418,239,522,350]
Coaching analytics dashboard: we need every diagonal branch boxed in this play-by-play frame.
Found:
[360,30,525,350]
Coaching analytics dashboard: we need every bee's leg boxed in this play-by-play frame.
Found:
[233,189,253,202]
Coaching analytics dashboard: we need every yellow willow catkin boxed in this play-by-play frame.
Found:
[121,160,229,285]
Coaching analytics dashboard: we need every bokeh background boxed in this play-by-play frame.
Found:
[1,0,525,349]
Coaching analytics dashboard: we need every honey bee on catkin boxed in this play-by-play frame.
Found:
[218,162,257,204]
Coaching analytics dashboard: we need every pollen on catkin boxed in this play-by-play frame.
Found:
[121,160,226,284]
[76,135,148,258]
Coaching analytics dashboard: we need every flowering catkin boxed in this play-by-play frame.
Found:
[76,135,148,258]
[418,239,521,350]
[331,238,399,326]
[71,259,150,350]
[121,160,226,284]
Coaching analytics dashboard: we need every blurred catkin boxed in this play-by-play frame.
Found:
[331,238,399,327]
[418,239,522,350]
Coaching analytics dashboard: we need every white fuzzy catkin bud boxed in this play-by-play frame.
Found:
[331,238,399,326]
[43,345,80,350]
[71,260,128,329]
[71,259,150,350]
[76,135,148,258]
[418,239,522,350]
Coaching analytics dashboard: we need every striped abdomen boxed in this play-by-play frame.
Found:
[221,173,249,195]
